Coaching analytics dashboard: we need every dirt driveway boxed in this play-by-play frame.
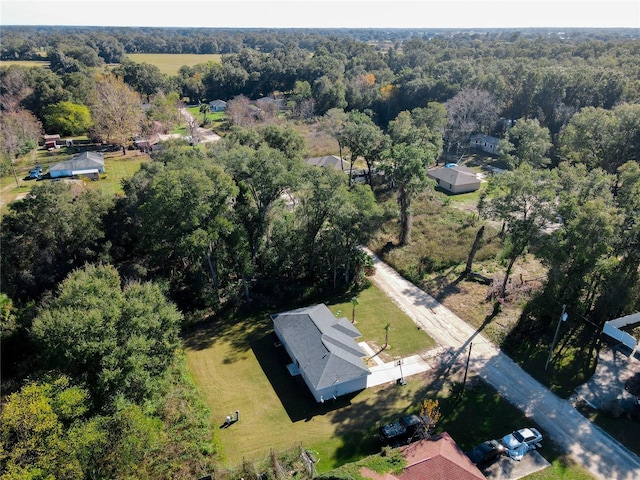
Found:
[364,248,640,480]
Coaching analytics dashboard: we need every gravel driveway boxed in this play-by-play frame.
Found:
[364,248,640,480]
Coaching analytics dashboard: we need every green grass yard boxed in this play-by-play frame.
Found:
[1,149,148,216]
[183,283,437,472]
[183,279,596,479]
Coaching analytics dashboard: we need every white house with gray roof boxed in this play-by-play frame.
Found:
[427,164,481,194]
[271,304,370,403]
[48,151,105,179]
[469,133,500,154]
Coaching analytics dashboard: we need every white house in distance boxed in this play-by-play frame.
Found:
[209,99,227,112]
[271,304,370,403]
[469,133,500,154]
[48,151,105,180]
[427,164,481,194]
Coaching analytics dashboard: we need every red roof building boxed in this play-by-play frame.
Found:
[362,432,485,480]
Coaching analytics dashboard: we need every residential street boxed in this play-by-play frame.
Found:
[364,248,640,480]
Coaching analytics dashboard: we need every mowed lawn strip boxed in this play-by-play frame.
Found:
[327,285,437,360]
[183,283,437,472]
[99,154,149,196]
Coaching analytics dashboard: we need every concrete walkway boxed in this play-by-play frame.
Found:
[358,342,444,387]
[364,248,640,480]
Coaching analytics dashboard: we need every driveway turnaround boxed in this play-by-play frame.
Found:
[364,248,640,480]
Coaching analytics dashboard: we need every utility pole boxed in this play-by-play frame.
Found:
[10,158,19,188]
[545,305,567,371]
[462,342,473,392]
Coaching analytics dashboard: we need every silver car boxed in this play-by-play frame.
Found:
[501,427,543,450]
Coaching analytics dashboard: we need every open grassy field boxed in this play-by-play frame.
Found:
[0,60,50,69]
[126,53,222,75]
[182,282,437,472]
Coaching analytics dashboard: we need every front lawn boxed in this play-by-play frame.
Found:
[183,282,437,472]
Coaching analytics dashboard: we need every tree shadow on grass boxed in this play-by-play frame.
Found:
[502,294,601,397]
[250,332,358,423]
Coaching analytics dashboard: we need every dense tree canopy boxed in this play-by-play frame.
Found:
[31,264,182,408]
[1,182,112,302]
[43,101,92,136]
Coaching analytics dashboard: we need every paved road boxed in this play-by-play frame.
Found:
[364,248,640,480]
[179,108,221,143]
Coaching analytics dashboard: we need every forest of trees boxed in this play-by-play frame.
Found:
[1,26,640,478]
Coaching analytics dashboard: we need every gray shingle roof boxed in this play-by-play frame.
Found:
[271,304,370,391]
[427,166,480,186]
[49,151,105,173]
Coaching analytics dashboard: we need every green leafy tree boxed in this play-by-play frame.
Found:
[129,146,240,301]
[382,143,432,246]
[218,145,300,266]
[0,376,90,479]
[1,182,112,303]
[339,110,389,186]
[550,201,620,316]
[260,123,306,162]
[382,110,440,246]
[498,118,552,169]
[537,163,624,321]
[298,166,346,275]
[479,165,557,299]
[557,104,640,174]
[112,58,166,97]
[312,75,347,116]
[327,182,383,285]
[43,101,92,136]
[31,264,182,407]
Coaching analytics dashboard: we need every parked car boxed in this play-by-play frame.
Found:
[28,165,43,179]
[379,414,428,446]
[466,439,505,467]
[500,427,543,451]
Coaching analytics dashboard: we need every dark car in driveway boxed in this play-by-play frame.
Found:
[379,414,428,446]
[466,439,505,467]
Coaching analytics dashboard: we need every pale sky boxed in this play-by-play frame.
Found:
[1,0,639,29]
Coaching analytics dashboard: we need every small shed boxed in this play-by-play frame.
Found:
[469,133,500,154]
[134,133,161,152]
[43,134,61,150]
[427,165,481,194]
[49,151,105,179]
[209,99,227,112]
[271,304,370,403]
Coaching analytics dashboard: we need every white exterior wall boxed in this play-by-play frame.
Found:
[315,377,367,403]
